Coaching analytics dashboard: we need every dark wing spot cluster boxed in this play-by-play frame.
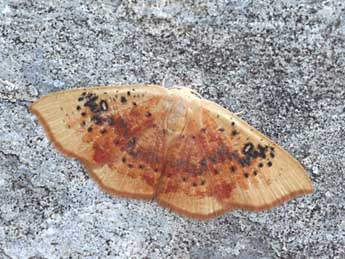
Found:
[76,91,138,131]
[239,142,276,178]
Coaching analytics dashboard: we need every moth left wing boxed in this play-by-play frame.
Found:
[30,84,170,199]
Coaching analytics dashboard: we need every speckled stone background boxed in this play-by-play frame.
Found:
[0,0,344,258]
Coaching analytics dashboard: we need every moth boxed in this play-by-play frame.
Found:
[30,85,313,220]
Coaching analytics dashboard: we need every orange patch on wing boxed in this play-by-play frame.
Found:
[142,174,155,187]
[93,144,111,164]
[213,182,234,201]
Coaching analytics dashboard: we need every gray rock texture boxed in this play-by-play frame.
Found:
[1,0,344,258]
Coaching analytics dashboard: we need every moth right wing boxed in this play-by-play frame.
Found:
[201,99,314,211]
[155,90,313,219]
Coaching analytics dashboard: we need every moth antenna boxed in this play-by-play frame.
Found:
[234,111,244,116]
[162,68,174,88]
[189,88,203,98]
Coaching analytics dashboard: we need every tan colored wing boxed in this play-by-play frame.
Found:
[201,99,313,211]
[30,84,170,198]
[156,87,313,219]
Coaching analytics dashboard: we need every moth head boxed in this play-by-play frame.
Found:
[169,86,202,99]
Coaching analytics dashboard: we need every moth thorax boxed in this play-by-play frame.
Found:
[166,100,188,134]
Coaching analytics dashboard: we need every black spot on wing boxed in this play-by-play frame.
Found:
[121,96,127,103]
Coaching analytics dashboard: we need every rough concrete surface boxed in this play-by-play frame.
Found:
[0,0,344,258]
